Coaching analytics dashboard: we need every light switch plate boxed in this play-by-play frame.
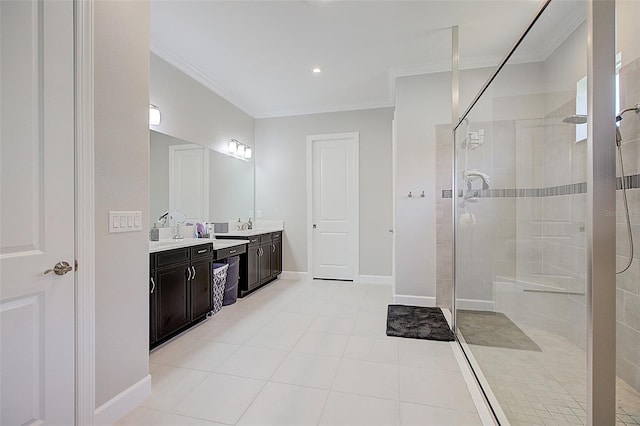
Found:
[109,211,142,233]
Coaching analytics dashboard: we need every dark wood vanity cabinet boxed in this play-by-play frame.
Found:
[149,244,214,349]
[155,263,191,340]
[221,231,282,297]
[271,232,282,278]
[247,243,261,291]
[190,258,214,320]
[259,234,273,286]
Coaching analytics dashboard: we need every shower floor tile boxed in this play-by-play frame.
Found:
[459,321,640,426]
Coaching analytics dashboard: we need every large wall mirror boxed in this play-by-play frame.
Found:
[150,130,254,226]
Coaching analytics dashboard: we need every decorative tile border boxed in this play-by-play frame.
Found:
[441,174,640,199]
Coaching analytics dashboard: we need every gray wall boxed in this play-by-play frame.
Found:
[394,68,491,303]
[254,108,394,277]
[94,0,150,407]
[150,53,255,154]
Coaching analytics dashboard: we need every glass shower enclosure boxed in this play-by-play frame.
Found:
[451,0,631,424]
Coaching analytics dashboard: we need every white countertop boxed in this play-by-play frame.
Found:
[213,228,283,238]
[149,238,249,254]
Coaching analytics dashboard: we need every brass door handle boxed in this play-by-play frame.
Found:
[44,261,73,276]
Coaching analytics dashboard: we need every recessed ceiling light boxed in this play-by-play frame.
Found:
[312,67,322,74]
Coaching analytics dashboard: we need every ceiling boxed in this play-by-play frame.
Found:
[150,0,585,119]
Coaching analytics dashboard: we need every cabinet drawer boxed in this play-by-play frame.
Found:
[191,244,213,261]
[247,236,260,246]
[272,231,282,240]
[150,253,157,271]
[215,244,246,260]
[156,247,190,268]
[260,233,273,243]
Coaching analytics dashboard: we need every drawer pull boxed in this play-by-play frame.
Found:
[197,249,207,254]
[229,249,237,254]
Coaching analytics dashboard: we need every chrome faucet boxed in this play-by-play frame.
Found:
[463,169,491,190]
[157,211,169,227]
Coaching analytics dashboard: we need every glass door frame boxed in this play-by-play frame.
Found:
[450,0,617,424]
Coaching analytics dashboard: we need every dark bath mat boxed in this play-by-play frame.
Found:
[456,310,541,352]
[386,305,455,341]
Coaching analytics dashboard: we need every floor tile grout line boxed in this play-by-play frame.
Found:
[230,375,270,426]
[140,279,494,426]
[316,286,373,425]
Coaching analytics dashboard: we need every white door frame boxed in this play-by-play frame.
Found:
[75,0,96,423]
[391,118,396,295]
[306,132,359,282]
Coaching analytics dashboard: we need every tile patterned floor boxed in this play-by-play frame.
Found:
[117,278,482,426]
[460,323,640,426]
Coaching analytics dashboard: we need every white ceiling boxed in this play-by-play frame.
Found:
[150,0,584,118]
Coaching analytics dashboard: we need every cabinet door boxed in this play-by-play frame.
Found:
[156,264,191,340]
[259,242,272,284]
[191,259,213,320]
[248,244,260,290]
[150,272,157,346]
[271,237,282,278]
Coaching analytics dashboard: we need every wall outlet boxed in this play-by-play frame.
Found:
[256,210,262,218]
[109,211,142,233]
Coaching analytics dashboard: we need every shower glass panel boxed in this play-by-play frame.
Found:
[454,1,594,423]
[615,0,640,422]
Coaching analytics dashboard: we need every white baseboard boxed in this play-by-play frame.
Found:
[456,298,495,311]
[280,271,310,280]
[94,374,151,426]
[393,294,437,307]
[357,275,392,285]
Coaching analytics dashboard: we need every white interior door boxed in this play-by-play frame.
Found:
[311,133,359,280]
[1,1,76,424]
[169,144,209,223]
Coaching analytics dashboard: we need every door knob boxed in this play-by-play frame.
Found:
[44,261,73,276]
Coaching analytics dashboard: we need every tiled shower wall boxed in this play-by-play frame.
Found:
[436,100,588,348]
[436,120,517,311]
[616,55,640,393]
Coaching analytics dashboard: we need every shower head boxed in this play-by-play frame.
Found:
[562,114,588,125]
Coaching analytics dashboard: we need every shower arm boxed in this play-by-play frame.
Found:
[617,103,639,121]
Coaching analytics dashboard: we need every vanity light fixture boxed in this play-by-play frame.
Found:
[228,139,238,154]
[228,139,252,160]
[149,104,161,126]
[312,67,322,74]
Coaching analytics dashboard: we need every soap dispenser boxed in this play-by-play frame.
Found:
[248,218,253,230]
[150,223,159,241]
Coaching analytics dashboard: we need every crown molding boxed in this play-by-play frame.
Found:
[254,100,395,119]
[538,13,585,61]
[150,37,257,118]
